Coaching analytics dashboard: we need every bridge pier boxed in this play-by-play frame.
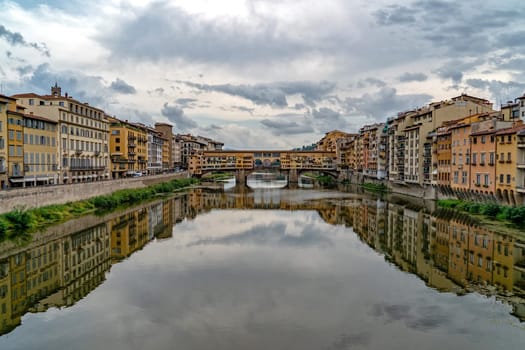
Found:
[288,169,298,183]
[235,169,246,184]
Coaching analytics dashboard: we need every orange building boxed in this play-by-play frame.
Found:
[436,126,452,187]
[316,130,353,152]
[449,122,472,193]
[495,124,525,205]
[469,128,497,197]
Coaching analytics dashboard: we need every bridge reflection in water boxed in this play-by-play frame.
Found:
[0,187,524,335]
[246,172,288,189]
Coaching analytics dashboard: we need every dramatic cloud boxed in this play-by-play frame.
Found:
[0,25,50,57]
[109,78,136,94]
[465,79,525,103]
[161,103,198,131]
[356,78,386,89]
[311,107,349,131]
[182,81,336,108]
[344,87,433,120]
[2,0,525,148]
[101,2,312,65]
[398,72,428,82]
[260,114,315,136]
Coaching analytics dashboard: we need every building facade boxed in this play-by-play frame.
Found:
[13,84,110,184]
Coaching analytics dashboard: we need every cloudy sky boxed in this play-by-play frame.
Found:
[1,0,525,149]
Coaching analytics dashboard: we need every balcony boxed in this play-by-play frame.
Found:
[111,157,129,163]
[517,162,525,169]
[75,149,83,155]
[128,143,136,148]
[518,140,525,148]
[128,135,137,141]
[94,151,100,156]
[517,186,525,194]
[70,165,105,171]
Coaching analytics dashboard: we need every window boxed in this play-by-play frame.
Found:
[8,130,14,140]
[453,171,459,184]
[472,153,477,165]
[489,152,494,165]
[481,135,486,144]
[476,174,481,185]
[0,137,3,149]
[507,152,511,162]
[484,174,489,186]
[462,171,467,184]
[29,99,34,105]
[507,174,511,184]
[500,174,504,183]
[9,145,14,156]
[480,153,485,165]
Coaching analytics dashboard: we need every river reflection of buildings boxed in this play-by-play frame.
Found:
[1,190,525,334]
[0,197,182,334]
[345,199,525,308]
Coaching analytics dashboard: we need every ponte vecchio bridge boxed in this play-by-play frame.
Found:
[189,150,338,183]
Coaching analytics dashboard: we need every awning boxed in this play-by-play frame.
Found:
[9,178,24,183]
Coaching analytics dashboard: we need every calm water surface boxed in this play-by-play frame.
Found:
[0,187,524,349]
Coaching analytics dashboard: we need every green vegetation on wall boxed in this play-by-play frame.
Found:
[0,177,199,242]
[437,199,525,228]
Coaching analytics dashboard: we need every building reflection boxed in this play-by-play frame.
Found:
[1,188,525,335]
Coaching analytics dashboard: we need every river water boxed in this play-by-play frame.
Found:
[0,186,524,349]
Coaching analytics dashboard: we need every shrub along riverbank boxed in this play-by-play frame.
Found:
[437,199,525,229]
[360,182,389,193]
[0,178,199,242]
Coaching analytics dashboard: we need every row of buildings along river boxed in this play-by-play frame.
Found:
[1,188,524,334]
[312,93,525,205]
[0,83,223,190]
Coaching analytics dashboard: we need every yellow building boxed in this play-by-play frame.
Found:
[108,117,148,178]
[6,107,25,187]
[12,84,110,184]
[161,135,170,171]
[0,258,13,334]
[495,124,525,205]
[0,95,14,189]
[317,130,353,152]
[110,208,150,261]
[22,114,58,186]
